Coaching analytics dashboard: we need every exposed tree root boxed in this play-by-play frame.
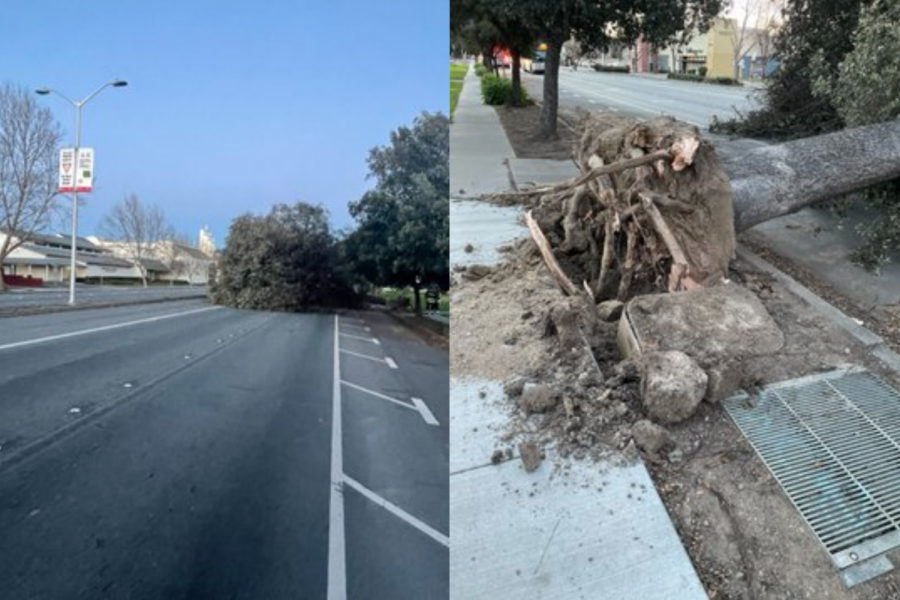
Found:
[488,112,736,302]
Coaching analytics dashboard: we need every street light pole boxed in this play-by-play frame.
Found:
[36,79,127,306]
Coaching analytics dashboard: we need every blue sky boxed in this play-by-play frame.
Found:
[0,0,448,248]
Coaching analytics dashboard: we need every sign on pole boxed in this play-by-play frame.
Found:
[59,148,94,193]
[75,148,94,193]
[58,148,75,192]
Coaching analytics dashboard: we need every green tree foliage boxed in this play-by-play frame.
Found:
[711,0,870,139]
[451,0,538,107]
[809,0,900,272]
[210,202,355,311]
[347,112,449,313]
[510,0,721,138]
[812,0,900,129]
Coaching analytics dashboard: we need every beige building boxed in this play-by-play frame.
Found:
[87,231,216,286]
[0,231,137,284]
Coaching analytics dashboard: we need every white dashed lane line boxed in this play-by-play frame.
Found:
[341,380,440,427]
[339,333,380,345]
[343,475,449,547]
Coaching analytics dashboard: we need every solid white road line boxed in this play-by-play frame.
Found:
[385,357,398,370]
[412,398,440,427]
[343,475,449,548]
[340,380,417,412]
[340,349,387,364]
[339,333,380,345]
[328,315,347,600]
[0,306,220,352]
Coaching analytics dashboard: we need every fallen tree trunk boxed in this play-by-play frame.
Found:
[486,113,900,304]
[726,120,900,232]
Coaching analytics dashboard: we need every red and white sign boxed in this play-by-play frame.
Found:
[58,147,94,193]
[58,148,74,192]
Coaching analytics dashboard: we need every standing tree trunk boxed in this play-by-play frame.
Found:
[412,282,422,315]
[482,46,492,69]
[540,37,563,139]
[511,51,523,107]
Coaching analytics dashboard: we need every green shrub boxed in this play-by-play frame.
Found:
[480,74,531,106]
[667,72,741,86]
[474,63,486,77]
[592,64,630,73]
[667,72,703,82]
[708,76,741,86]
[699,66,708,77]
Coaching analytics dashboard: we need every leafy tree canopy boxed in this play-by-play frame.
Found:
[347,112,449,310]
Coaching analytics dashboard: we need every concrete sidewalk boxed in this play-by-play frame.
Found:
[745,204,900,315]
[450,62,709,600]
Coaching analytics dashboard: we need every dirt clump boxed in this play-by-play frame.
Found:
[631,419,672,455]
[640,351,708,424]
[519,383,558,414]
[518,441,543,472]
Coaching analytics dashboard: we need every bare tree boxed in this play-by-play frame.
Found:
[728,0,783,80]
[0,83,63,292]
[100,194,172,287]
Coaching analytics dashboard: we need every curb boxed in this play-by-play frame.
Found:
[384,310,449,343]
[0,293,208,319]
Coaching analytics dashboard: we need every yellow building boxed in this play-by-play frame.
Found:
[705,18,737,78]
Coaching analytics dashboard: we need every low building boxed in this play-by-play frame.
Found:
[0,231,138,284]
[87,233,216,286]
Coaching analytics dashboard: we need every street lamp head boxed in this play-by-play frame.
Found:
[112,80,128,88]
[35,88,51,95]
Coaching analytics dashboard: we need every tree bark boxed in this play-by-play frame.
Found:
[511,51,522,107]
[539,37,563,139]
[413,282,422,315]
[725,120,900,232]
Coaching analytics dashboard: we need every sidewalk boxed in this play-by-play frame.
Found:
[450,62,709,600]
[744,204,900,315]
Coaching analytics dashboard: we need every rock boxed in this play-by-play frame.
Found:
[640,351,708,424]
[611,401,629,418]
[463,263,491,280]
[503,335,518,346]
[452,264,467,273]
[623,439,640,462]
[491,449,504,465]
[631,419,672,454]
[705,363,743,403]
[519,383,558,414]
[519,442,543,473]
[596,299,624,322]
[520,310,534,321]
[464,243,474,253]
[503,377,527,398]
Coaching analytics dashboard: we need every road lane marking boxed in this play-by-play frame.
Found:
[339,333,380,345]
[340,349,387,364]
[343,475,449,548]
[0,306,220,352]
[341,323,371,332]
[341,380,417,412]
[412,397,440,427]
[385,357,398,369]
[328,315,347,600]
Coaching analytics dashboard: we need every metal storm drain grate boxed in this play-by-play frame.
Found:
[725,367,900,572]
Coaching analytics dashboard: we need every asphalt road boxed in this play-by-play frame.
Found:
[0,284,206,311]
[521,69,771,158]
[0,300,448,599]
